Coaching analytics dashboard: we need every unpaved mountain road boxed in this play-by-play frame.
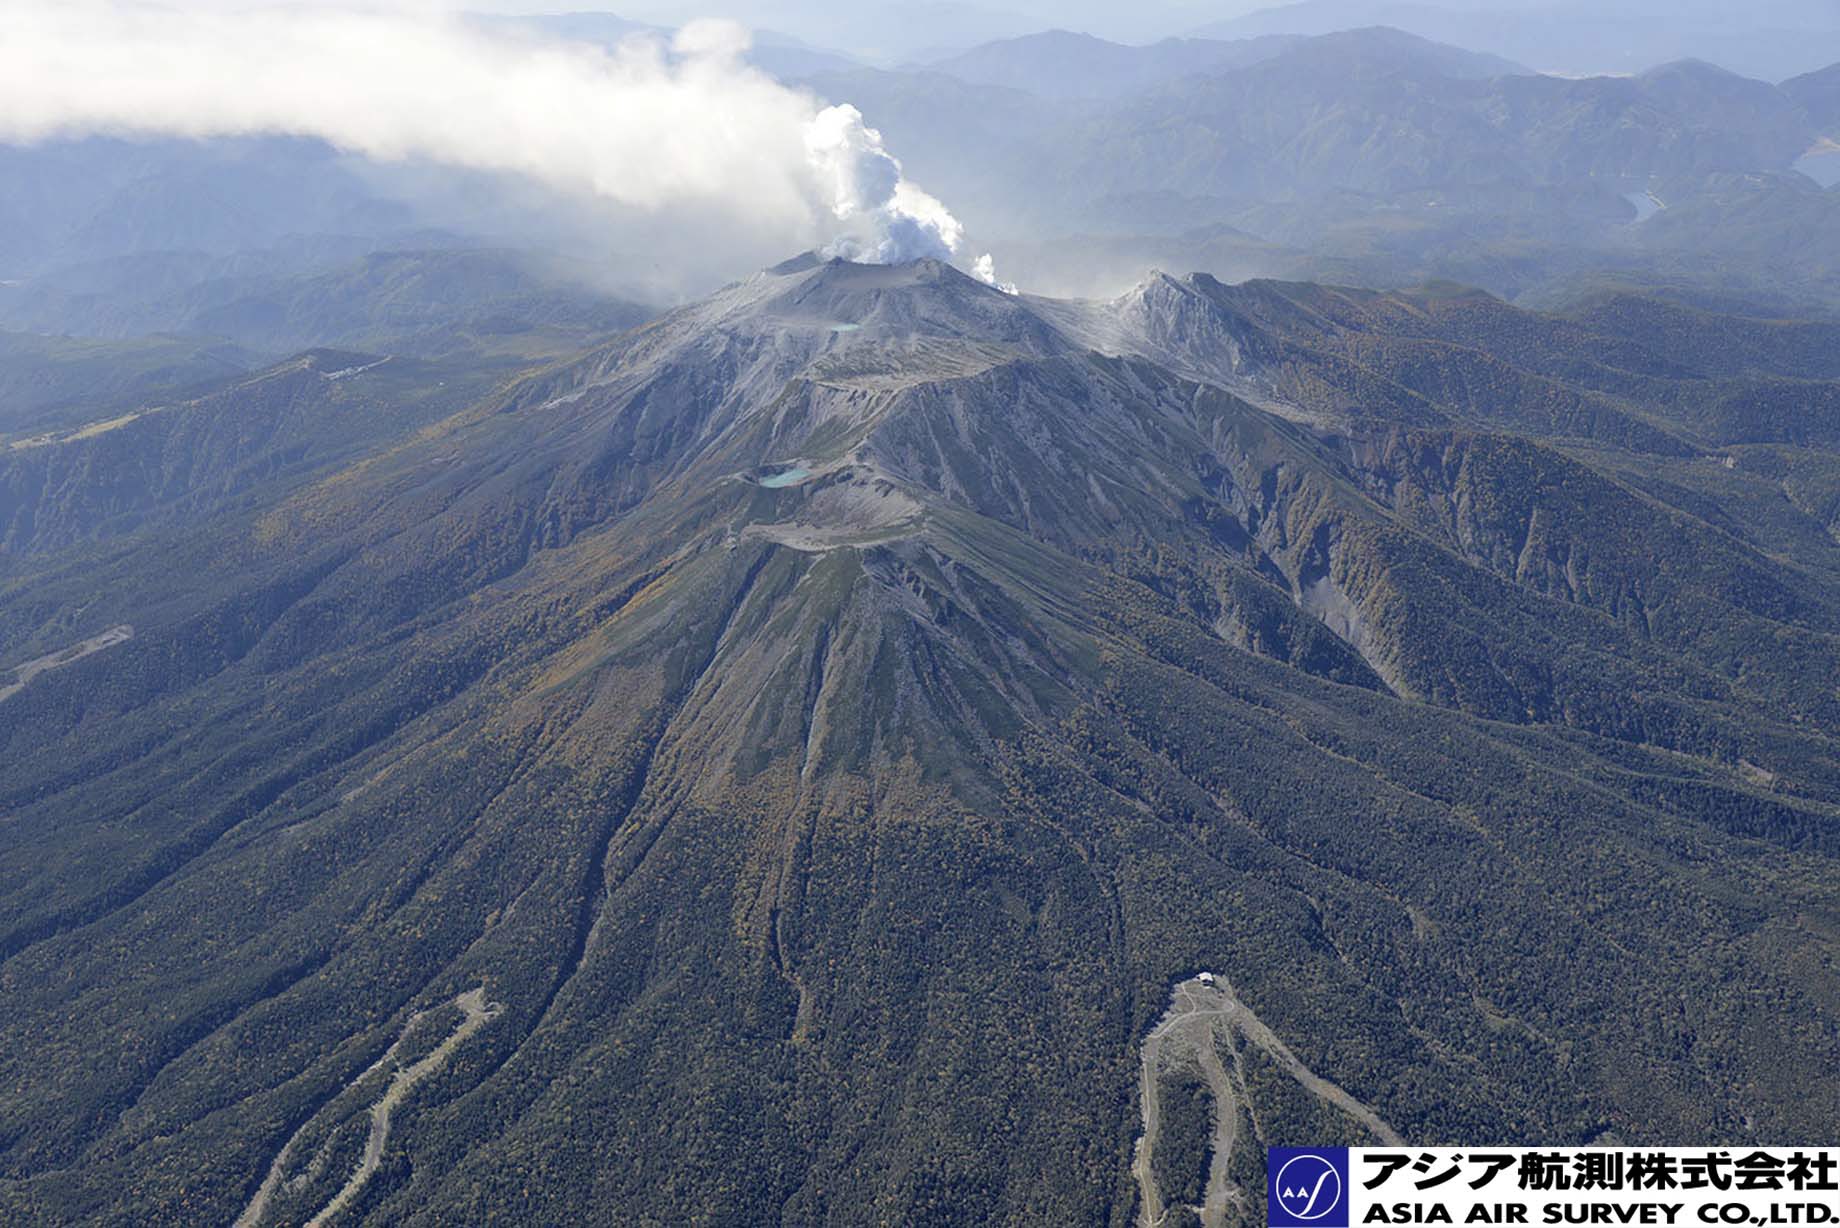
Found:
[1132,974,1402,1228]
[0,625,133,703]
[1133,981,1243,1228]
[235,986,501,1228]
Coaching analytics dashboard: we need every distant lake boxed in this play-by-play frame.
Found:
[760,467,810,488]
[1795,148,1840,188]
[1623,189,1663,222]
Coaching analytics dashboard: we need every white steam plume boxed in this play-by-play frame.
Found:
[804,104,963,264]
[0,2,1003,275]
[972,253,1019,294]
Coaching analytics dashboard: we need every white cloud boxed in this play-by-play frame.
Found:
[0,2,973,273]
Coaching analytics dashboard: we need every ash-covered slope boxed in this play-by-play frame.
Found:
[1,257,1838,1227]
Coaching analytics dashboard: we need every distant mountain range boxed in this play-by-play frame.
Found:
[837,25,1829,200]
[922,23,1524,97]
[802,26,1840,313]
[484,0,1840,78]
[921,29,1313,99]
[1056,40,1809,196]
[1187,0,1840,80]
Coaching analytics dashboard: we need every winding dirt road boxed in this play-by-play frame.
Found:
[1132,974,1402,1228]
[235,986,501,1228]
[0,625,133,703]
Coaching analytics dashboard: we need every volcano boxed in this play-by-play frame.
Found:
[2,257,1839,1226]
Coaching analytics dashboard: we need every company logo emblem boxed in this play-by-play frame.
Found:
[1268,1148,1350,1228]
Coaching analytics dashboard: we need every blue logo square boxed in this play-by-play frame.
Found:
[1269,1147,1351,1227]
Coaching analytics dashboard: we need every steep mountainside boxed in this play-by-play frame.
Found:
[1,258,1837,1227]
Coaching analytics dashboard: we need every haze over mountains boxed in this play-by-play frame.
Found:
[4,14,1839,338]
[1187,0,1840,80]
[4,5,1840,1226]
[802,25,1840,309]
[600,0,1840,78]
